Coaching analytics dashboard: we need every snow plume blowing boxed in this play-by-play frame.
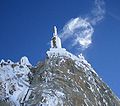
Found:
[60,0,105,51]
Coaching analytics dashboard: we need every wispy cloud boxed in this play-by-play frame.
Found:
[60,17,94,49]
[108,12,120,21]
[59,0,106,51]
[90,0,106,25]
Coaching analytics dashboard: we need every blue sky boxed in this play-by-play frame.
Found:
[0,0,120,97]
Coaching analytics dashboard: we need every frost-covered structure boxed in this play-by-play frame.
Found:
[51,26,62,48]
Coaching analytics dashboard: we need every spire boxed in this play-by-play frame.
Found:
[54,26,57,36]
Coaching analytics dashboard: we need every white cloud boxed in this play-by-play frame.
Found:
[60,17,94,49]
[59,0,105,51]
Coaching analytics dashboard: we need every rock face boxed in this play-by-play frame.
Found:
[27,49,120,106]
[0,50,120,106]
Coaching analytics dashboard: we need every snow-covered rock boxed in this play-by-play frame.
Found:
[20,56,32,66]
[0,57,32,106]
[0,59,5,64]
[0,50,120,106]
[47,48,97,74]
[24,49,120,106]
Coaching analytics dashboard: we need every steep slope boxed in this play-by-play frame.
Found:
[24,49,120,106]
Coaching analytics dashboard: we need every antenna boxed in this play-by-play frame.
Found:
[54,26,57,36]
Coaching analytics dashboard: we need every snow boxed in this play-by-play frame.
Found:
[46,48,97,74]
[0,57,31,105]
[20,56,32,66]
[41,89,65,106]
[0,59,5,64]
[47,48,66,57]
[103,98,108,106]
[7,59,14,64]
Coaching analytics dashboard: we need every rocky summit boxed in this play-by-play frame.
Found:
[0,49,120,106]
[0,26,120,106]
[25,49,120,106]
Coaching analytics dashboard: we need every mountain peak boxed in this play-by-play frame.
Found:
[46,26,97,75]
[0,26,120,106]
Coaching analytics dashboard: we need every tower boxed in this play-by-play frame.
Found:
[51,26,62,48]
